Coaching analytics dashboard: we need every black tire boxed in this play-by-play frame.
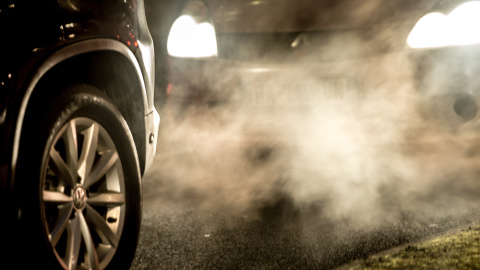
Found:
[15,84,142,269]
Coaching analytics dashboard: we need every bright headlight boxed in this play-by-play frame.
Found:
[407,1,480,49]
[167,15,218,58]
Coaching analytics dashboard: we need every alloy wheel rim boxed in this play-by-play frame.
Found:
[41,117,126,270]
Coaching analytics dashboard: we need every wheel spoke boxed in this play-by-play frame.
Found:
[78,123,99,183]
[63,120,79,177]
[43,190,73,204]
[50,203,74,247]
[85,204,119,248]
[49,148,76,187]
[87,192,125,207]
[78,209,100,269]
[65,213,82,270]
[84,150,119,189]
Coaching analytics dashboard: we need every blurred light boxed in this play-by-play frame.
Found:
[251,1,267,5]
[408,1,480,48]
[448,2,480,45]
[248,68,274,73]
[167,15,218,58]
[407,13,448,48]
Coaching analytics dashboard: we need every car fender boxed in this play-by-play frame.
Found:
[11,38,150,184]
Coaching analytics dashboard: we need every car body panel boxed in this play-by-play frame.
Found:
[10,38,153,182]
[0,0,158,216]
[206,0,438,33]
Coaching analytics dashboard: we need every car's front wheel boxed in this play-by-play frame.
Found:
[16,84,142,269]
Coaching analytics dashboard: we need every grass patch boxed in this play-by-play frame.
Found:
[348,225,480,269]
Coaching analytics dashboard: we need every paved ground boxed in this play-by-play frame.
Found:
[131,169,480,269]
[130,120,480,269]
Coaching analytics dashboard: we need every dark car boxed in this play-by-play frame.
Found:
[154,0,480,158]
[0,1,159,269]
[153,0,423,151]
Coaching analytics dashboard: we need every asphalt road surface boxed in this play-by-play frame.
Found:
[130,111,480,269]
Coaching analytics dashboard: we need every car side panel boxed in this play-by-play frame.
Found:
[0,0,156,210]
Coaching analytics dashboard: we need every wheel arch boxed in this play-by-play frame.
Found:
[13,39,149,185]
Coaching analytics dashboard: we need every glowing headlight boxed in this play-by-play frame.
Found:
[407,1,480,49]
[167,15,218,58]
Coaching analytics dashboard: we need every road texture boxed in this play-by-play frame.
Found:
[130,117,480,269]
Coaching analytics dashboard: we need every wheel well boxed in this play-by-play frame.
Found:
[30,51,147,173]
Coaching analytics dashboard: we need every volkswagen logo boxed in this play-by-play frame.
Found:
[73,187,86,209]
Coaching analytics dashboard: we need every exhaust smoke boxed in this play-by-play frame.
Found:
[144,2,480,265]
[152,46,480,228]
